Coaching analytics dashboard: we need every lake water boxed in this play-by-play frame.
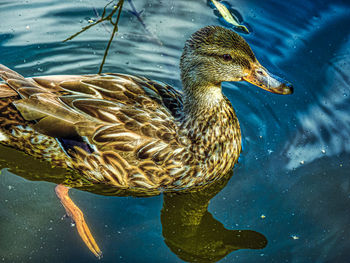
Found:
[1,0,350,262]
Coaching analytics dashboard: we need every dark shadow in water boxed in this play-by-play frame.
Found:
[0,144,267,262]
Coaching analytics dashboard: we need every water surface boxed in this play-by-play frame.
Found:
[1,0,350,262]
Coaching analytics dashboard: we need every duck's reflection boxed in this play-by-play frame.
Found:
[162,172,267,262]
[0,144,267,262]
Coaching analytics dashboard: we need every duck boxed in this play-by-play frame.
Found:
[0,25,292,257]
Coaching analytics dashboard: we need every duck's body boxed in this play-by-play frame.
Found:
[0,26,292,257]
[0,26,293,192]
[0,70,240,190]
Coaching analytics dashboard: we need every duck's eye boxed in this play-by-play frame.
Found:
[222,54,232,61]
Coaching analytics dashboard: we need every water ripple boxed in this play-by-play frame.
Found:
[283,37,350,169]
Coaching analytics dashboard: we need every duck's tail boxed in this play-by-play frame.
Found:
[0,64,21,98]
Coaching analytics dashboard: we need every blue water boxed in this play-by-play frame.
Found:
[1,0,350,262]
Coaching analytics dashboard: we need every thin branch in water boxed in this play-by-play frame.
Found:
[99,0,124,74]
[63,19,105,42]
[63,0,125,73]
[93,7,111,33]
[102,0,115,18]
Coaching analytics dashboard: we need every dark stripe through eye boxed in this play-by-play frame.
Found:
[223,54,232,61]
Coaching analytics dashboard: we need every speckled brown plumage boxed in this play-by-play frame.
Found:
[0,26,292,192]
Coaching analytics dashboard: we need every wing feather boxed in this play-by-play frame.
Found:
[0,66,189,188]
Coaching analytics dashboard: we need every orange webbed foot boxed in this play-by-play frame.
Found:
[55,184,102,258]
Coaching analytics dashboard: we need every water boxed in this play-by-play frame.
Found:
[1,0,350,262]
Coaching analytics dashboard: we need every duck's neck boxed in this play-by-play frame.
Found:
[183,84,224,117]
[180,82,242,178]
[180,83,235,138]
[180,50,225,116]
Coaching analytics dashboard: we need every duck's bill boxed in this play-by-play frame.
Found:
[243,67,293,95]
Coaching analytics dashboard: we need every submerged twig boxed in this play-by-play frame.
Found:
[63,0,124,73]
[63,0,116,43]
[99,0,124,74]
[93,7,111,33]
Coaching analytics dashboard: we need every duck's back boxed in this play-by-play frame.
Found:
[0,65,200,190]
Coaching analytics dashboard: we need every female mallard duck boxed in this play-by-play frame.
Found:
[0,26,292,257]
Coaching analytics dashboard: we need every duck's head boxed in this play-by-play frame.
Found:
[180,26,293,101]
